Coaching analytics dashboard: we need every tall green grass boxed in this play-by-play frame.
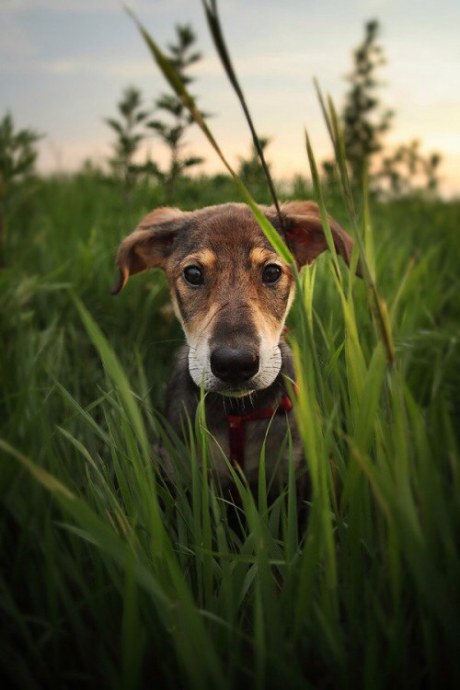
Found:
[1,12,460,690]
[2,169,460,690]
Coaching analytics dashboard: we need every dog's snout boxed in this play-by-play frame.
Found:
[210,346,259,384]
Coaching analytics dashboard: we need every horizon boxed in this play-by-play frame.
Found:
[2,0,459,197]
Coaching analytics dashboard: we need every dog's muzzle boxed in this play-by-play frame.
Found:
[187,326,282,395]
[210,345,260,386]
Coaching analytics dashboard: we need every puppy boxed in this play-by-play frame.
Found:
[112,201,355,488]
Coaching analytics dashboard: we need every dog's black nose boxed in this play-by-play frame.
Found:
[210,346,259,384]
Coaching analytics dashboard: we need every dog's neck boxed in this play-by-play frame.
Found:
[165,340,297,474]
[204,374,288,416]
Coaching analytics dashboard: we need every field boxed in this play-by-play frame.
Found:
[1,169,460,689]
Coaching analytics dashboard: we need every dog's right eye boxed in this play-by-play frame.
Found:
[183,265,204,286]
[262,263,282,285]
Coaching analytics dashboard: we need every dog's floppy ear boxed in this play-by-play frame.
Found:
[111,207,190,295]
[282,200,357,271]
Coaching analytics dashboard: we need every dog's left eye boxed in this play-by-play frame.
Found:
[183,265,204,286]
[262,263,282,284]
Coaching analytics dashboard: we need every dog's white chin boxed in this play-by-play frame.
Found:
[219,388,255,398]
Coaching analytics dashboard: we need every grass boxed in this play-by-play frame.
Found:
[1,15,460,687]
[1,168,459,689]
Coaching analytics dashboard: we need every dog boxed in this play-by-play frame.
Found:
[112,201,355,490]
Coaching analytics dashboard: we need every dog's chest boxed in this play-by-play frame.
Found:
[205,412,301,486]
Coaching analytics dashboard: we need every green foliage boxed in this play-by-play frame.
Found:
[380,139,442,195]
[0,112,40,190]
[237,137,273,201]
[336,20,442,196]
[147,24,205,200]
[105,25,207,203]
[340,20,393,186]
[0,112,40,266]
[105,86,154,200]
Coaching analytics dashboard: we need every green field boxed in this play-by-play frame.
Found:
[1,169,460,689]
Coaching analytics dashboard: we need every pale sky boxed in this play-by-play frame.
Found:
[1,0,459,195]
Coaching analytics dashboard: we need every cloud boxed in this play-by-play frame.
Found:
[198,49,344,80]
[1,48,341,82]
[40,57,156,77]
[0,10,36,60]
[0,0,185,14]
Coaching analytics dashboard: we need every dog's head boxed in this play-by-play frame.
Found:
[112,202,356,396]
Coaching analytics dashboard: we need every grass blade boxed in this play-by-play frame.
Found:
[202,0,284,228]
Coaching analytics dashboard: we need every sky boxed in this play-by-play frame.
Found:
[1,0,459,196]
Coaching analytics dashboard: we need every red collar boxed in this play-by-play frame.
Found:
[227,393,293,468]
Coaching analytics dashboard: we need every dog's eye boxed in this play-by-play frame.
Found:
[183,265,204,286]
[262,263,282,285]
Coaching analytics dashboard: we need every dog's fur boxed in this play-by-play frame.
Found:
[112,201,355,488]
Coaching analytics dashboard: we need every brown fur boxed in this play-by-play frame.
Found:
[112,201,356,487]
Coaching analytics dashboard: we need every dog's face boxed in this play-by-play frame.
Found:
[112,202,355,396]
[166,206,295,396]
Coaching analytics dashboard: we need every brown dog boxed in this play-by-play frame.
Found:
[112,201,355,488]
